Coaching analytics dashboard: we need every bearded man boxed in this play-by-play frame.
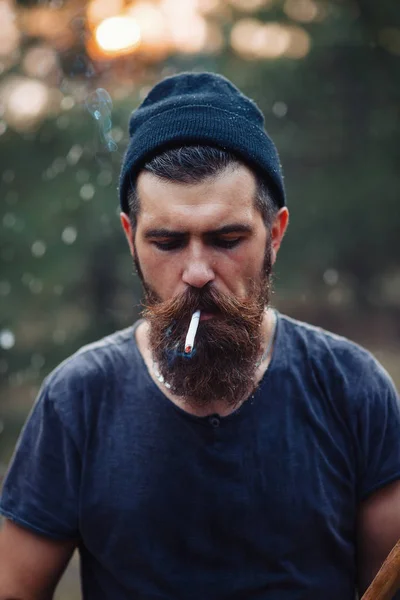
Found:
[1,72,400,600]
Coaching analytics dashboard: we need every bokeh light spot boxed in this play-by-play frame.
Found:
[284,0,319,23]
[95,16,141,56]
[0,329,15,350]
[80,183,95,200]
[272,101,288,117]
[62,226,78,244]
[323,269,339,286]
[31,240,47,257]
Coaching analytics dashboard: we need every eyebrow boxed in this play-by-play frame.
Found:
[143,223,254,239]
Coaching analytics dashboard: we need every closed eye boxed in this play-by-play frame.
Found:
[152,239,184,251]
[152,237,242,251]
[213,237,242,249]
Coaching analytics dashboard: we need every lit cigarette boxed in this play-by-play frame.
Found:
[184,310,201,354]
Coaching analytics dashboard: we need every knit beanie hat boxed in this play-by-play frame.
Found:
[119,72,286,213]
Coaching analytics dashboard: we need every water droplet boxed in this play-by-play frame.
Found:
[67,144,83,166]
[272,101,288,118]
[61,226,77,244]
[94,110,101,120]
[0,329,15,350]
[31,240,47,258]
[323,268,339,286]
[80,183,95,201]
[0,121,7,135]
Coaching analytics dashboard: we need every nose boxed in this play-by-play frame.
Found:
[181,244,215,289]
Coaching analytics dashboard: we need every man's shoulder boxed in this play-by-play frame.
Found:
[44,323,141,399]
[278,312,395,394]
[280,312,373,359]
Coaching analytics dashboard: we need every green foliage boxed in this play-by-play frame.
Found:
[0,0,399,423]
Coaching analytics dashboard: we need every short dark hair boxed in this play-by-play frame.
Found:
[127,145,278,230]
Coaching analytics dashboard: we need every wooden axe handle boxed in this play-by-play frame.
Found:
[362,538,400,600]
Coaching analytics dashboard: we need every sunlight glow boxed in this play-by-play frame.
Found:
[169,14,208,53]
[1,77,50,131]
[160,0,209,54]
[95,16,141,55]
[19,7,74,50]
[127,2,168,56]
[0,1,20,57]
[231,19,290,59]
[198,0,222,15]
[87,0,124,25]
[231,19,310,59]
[283,0,319,23]
[228,0,273,13]
[22,45,59,80]
[283,25,311,58]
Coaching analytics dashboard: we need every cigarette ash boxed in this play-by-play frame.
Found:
[165,346,197,368]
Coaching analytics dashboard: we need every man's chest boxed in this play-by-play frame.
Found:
[79,396,356,566]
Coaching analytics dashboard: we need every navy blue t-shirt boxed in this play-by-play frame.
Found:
[1,313,400,599]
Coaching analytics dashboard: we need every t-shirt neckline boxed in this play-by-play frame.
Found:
[130,309,282,424]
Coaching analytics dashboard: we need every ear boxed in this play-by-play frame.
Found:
[120,212,135,257]
[270,207,289,265]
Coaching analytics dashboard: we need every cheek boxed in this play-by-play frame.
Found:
[138,248,182,295]
[231,241,266,275]
[217,249,265,296]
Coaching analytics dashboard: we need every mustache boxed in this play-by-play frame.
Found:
[142,282,265,325]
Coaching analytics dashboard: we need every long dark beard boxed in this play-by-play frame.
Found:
[138,244,273,410]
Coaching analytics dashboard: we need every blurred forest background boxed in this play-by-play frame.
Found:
[0,0,399,596]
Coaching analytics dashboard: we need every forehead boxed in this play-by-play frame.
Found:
[136,165,259,231]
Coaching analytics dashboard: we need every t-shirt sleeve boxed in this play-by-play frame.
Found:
[0,380,81,540]
[355,358,400,501]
